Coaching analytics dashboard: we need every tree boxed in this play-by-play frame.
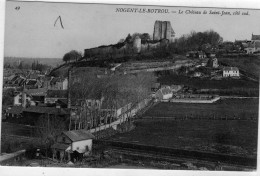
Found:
[131,33,151,43]
[36,115,67,149]
[125,34,132,43]
[2,88,15,106]
[63,50,82,63]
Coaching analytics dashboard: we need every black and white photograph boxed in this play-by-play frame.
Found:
[0,0,259,174]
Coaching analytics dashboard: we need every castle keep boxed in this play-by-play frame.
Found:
[153,21,175,42]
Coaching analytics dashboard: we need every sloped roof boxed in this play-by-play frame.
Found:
[223,67,239,72]
[26,80,38,86]
[63,129,95,142]
[46,90,68,98]
[161,87,172,95]
[24,88,47,96]
[252,34,260,40]
[28,73,39,79]
[50,77,67,85]
[23,106,69,115]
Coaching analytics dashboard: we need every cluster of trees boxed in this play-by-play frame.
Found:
[168,30,223,54]
[69,69,156,130]
[31,60,49,72]
[2,88,15,106]
[36,115,67,148]
[62,50,82,63]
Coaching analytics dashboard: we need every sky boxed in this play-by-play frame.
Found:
[4,1,260,58]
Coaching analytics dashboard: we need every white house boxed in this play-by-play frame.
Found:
[51,129,95,161]
[223,67,240,77]
[155,86,173,100]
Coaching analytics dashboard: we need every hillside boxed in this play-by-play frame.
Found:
[218,56,260,79]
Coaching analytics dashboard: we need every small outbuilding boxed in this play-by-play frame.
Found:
[51,129,95,162]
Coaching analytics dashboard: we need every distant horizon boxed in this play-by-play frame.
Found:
[4,1,260,58]
[4,56,62,59]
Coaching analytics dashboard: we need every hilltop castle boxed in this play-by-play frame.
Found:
[84,20,176,59]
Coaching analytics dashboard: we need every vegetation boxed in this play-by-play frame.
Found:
[35,116,67,148]
[63,50,82,63]
[2,88,15,106]
[168,30,223,54]
[69,68,156,130]
[71,68,156,104]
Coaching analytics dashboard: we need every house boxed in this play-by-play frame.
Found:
[198,51,206,59]
[223,67,239,77]
[50,77,68,90]
[244,34,260,54]
[42,77,68,90]
[13,92,34,107]
[193,72,202,77]
[170,85,183,92]
[13,88,47,107]
[51,129,95,161]
[44,90,68,104]
[155,86,173,100]
[207,58,219,68]
[5,106,24,120]
[4,75,26,88]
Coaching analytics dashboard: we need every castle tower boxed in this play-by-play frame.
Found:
[153,20,175,42]
[153,20,161,41]
[133,36,141,53]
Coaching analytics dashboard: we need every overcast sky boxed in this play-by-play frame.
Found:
[4,1,260,58]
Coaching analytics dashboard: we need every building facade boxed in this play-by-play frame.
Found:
[223,67,239,77]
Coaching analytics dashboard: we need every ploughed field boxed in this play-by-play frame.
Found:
[108,99,258,157]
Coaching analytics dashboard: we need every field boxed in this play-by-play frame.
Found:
[108,119,257,157]
[108,99,258,157]
[157,73,259,90]
[218,56,260,79]
[143,99,259,119]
